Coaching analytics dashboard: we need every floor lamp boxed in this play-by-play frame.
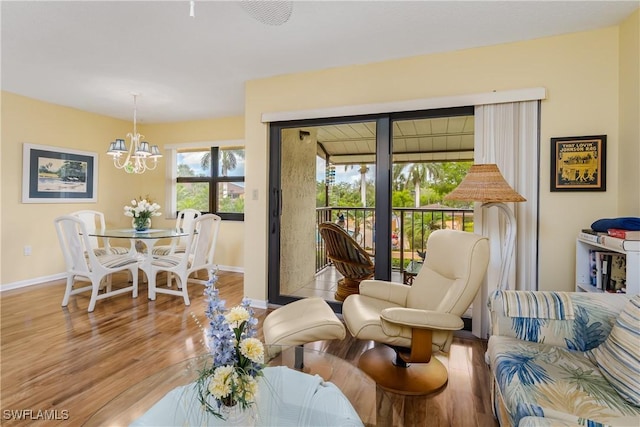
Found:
[445,164,526,290]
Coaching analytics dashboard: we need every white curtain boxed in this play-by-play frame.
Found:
[164,148,178,220]
[472,101,540,338]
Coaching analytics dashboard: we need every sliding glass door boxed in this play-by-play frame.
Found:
[268,107,474,311]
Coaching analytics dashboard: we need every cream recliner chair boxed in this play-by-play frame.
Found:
[342,229,489,395]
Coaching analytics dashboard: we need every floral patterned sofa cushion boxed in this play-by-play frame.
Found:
[588,295,640,407]
[487,291,640,427]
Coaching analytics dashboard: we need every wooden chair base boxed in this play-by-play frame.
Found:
[335,278,361,301]
[358,346,448,396]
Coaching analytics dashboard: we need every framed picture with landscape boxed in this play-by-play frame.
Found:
[22,143,98,203]
[550,135,606,192]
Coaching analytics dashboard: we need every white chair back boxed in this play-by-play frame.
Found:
[70,210,130,255]
[176,209,201,247]
[189,213,221,270]
[55,215,94,275]
[70,210,106,251]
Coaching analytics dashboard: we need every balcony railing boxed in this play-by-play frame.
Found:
[316,206,474,276]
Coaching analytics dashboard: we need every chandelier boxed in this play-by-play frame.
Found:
[107,94,162,174]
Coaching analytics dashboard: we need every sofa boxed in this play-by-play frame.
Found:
[486,290,640,427]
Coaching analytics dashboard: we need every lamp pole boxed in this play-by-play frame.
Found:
[483,202,517,290]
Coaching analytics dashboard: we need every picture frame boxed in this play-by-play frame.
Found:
[22,143,98,203]
[550,135,606,192]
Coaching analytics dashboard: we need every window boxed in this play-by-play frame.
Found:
[176,147,245,221]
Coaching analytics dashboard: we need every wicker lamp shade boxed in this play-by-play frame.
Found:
[445,164,526,203]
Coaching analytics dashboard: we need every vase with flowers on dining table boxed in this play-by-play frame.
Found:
[124,197,161,232]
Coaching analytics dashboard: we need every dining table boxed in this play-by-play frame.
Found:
[88,228,189,281]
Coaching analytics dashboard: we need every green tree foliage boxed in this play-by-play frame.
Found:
[418,188,439,206]
[178,163,195,177]
[177,182,209,211]
[316,180,327,207]
[177,163,209,210]
[329,182,362,207]
[392,189,414,208]
[432,162,473,207]
[320,161,471,208]
[219,197,244,213]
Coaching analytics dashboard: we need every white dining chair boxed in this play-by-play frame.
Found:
[147,214,221,306]
[151,209,201,286]
[70,210,132,256]
[54,215,140,312]
[151,209,201,256]
[71,209,135,287]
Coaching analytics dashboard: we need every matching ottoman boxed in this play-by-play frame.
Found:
[263,297,346,376]
[263,297,346,346]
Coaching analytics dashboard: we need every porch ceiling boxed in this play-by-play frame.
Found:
[310,116,475,165]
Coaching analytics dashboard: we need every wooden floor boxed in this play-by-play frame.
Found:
[0,272,499,426]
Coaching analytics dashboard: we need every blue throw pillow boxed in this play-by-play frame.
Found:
[591,217,640,232]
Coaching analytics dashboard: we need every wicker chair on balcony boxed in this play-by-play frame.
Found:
[319,222,374,302]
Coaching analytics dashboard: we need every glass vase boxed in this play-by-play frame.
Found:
[220,403,254,426]
[132,217,151,232]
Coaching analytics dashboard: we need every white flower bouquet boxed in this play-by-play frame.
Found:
[195,274,264,419]
[123,197,161,231]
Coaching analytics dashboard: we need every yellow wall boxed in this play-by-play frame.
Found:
[1,92,145,285]
[0,92,244,286]
[618,9,640,215]
[243,23,638,301]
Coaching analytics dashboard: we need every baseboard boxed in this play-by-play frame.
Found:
[248,298,269,310]
[0,264,244,292]
[0,273,67,292]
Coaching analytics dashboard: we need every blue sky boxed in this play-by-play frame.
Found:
[177,152,246,176]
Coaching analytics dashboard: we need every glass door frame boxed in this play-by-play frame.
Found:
[267,106,473,310]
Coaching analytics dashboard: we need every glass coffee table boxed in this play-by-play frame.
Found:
[85,346,375,426]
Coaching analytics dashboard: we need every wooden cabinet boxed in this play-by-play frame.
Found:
[576,236,639,295]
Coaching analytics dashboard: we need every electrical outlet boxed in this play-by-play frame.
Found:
[24,245,32,256]
[252,189,259,200]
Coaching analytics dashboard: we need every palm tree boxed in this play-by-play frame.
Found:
[404,163,442,207]
[200,149,245,198]
[344,163,370,207]
[392,164,406,191]
[406,163,427,208]
[200,149,244,176]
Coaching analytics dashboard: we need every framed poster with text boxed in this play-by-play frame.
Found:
[551,135,606,192]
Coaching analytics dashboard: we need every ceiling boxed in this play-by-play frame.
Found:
[2,1,637,124]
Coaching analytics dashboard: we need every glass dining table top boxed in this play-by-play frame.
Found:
[88,228,188,239]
